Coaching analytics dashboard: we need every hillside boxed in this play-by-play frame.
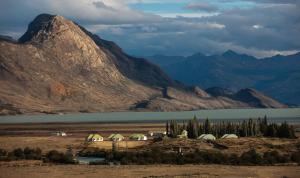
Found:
[0,14,287,115]
[147,51,300,105]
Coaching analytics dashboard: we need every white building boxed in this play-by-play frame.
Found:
[197,134,216,141]
[221,134,238,139]
[129,134,148,141]
[86,134,104,142]
[56,131,67,136]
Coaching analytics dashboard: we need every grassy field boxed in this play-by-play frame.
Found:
[0,162,299,178]
[0,122,299,178]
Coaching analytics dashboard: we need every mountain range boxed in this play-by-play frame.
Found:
[147,50,300,105]
[0,14,287,115]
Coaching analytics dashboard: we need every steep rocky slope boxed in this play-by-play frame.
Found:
[0,14,287,115]
[1,14,157,114]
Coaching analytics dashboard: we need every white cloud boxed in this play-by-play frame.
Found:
[0,0,299,58]
[157,12,220,18]
[0,0,162,26]
[253,24,263,29]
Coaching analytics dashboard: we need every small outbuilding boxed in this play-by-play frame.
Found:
[56,131,67,136]
[177,130,188,139]
[108,134,124,141]
[86,134,103,142]
[149,131,167,137]
[197,134,216,141]
[129,134,147,141]
[221,134,238,139]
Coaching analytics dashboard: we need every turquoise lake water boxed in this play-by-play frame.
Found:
[0,108,300,124]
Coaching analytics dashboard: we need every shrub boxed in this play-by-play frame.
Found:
[263,150,288,164]
[44,150,75,164]
[78,148,106,157]
[24,147,42,160]
[291,151,300,164]
[228,153,239,165]
[0,149,7,161]
[240,149,262,165]
[12,148,25,160]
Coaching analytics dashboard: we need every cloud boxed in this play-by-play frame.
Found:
[252,24,263,29]
[0,0,161,36]
[0,0,299,58]
[185,2,219,12]
[95,1,300,58]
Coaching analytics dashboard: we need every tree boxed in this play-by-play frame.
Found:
[187,116,199,138]
[277,121,296,138]
[166,117,296,139]
[260,115,268,134]
[240,149,262,165]
[204,118,210,134]
[265,123,277,137]
[166,121,169,136]
[169,120,179,138]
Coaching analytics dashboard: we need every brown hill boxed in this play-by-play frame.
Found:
[231,88,287,108]
[0,14,286,115]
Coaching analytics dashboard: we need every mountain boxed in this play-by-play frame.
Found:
[147,51,300,105]
[0,14,286,115]
[206,87,285,108]
[0,35,17,43]
[230,88,286,108]
[205,87,234,98]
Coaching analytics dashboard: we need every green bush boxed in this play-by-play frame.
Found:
[291,151,300,164]
[0,149,7,161]
[44,150,75,164]
[24,147,42,160]
[12,148,25,160]
[79,148,106,157]
[263,150,288,164]
[240,149,262,165]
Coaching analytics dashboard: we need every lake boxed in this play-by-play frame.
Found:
[0,108,300,124]
[75,156,105,164]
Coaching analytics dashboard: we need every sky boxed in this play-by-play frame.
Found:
[0,0,299,57]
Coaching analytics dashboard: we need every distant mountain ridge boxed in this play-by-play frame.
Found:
[0,14,287,115]
[147,51,300,105]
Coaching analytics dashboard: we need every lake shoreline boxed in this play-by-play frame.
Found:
[0,108,300,124]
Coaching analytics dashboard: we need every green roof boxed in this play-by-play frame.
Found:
[87,134,102,140]
[108,134,124,139]
[129,134,146,139]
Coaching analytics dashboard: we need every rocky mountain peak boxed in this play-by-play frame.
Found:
[18,14,118,70]
[19,14,60,43]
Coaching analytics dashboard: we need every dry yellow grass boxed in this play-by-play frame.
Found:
[88,140,149,150]
[0,136,85,152]
[0,123,300,178]
[0,162,300,178]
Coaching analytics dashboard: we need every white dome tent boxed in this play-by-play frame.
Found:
[197,134,216,141]
[221,134,238,139]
